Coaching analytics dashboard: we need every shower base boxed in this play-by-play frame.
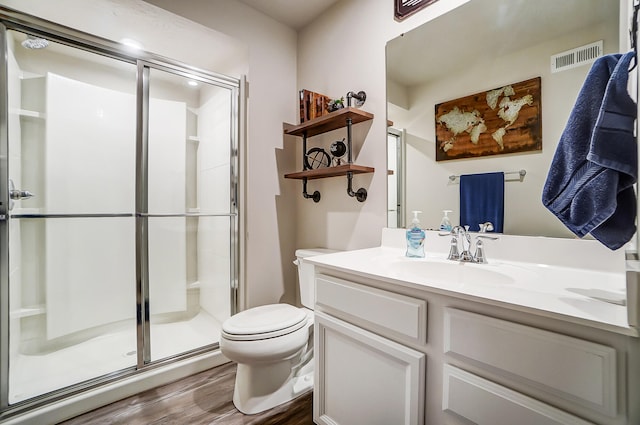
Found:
[9,310,222,404]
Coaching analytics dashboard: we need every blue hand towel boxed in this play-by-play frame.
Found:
[460,172,504,232]
[542,52,637,250]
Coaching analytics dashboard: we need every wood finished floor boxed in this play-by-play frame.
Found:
[57,362,313,425]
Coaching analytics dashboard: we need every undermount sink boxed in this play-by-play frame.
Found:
[387,258,518,286]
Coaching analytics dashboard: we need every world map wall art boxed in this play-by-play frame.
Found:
[435,77,542,161]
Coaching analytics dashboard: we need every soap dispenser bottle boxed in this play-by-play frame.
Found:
[440,210,453,232]
[406,211,426,258]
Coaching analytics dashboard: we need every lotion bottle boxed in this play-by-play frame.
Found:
[406,211,426,258]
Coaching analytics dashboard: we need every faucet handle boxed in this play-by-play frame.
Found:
[473,235,498,263]
[474,239,488,263]
[439,225,462,237]
[476,234,499,241]
[479,222,494,233]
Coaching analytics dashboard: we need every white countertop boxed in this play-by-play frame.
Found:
[307,229,637,337]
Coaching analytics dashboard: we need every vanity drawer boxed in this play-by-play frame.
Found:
[316,274,427,346]
[444,308,617,417]
[443,364,594,425]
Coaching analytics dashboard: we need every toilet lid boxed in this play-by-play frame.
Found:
[222,304,308,339]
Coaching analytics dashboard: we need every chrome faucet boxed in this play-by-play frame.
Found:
[453,226,473,261]
[441,224,498,263]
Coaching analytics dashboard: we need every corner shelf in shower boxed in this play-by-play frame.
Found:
[186,107,198,145]
[20,71,44,80]
[11,108,46,119]
[10,304,46,319]
[284,107,375,203]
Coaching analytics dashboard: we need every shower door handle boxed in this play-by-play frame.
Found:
[10,189,34,200]
[8,179,35,211]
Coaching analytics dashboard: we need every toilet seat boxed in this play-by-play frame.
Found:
[222,304,309,341]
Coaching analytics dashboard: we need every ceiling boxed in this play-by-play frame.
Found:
[236,0,341,30]
[144,0,619,88]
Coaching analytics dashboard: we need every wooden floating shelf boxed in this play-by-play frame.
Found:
[285,107,374,138]
[285,164,375,180]
[284,102,374,202]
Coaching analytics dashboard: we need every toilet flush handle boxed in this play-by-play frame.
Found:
[293,259,300,266]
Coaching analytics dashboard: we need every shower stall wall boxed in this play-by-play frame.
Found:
[0,15,239,418]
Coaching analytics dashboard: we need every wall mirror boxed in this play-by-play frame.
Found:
[386,0,630,246]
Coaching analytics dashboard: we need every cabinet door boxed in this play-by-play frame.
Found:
[314,311,425,425]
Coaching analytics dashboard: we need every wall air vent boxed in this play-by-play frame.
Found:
[550,40,603,73]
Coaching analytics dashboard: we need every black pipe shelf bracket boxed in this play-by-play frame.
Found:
[346,91,367,107]
[347,171,367,202]
[302,177,321,203]
[283,90,374,203]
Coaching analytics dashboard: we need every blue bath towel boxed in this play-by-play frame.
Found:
[542,52,637,250]
[460,172,504,232]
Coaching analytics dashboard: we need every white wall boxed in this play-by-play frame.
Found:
[295,0,469,251]
[147,97,188,315]
[43,74,188,338]
[197,87,232,322]
[44,74,137,338]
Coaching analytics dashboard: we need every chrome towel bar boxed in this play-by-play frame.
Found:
[448,169,526,183]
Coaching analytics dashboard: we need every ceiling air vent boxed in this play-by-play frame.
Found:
[550,40,603,73]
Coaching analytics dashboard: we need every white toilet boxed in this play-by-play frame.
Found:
[220,248,337,415]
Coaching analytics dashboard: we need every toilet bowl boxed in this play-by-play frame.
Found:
[220,248,337,415]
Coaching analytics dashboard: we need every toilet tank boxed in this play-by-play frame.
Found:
[295,248,340,309]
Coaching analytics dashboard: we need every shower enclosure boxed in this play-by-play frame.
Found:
[0,10,239,418]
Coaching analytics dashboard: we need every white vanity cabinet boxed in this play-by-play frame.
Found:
[312,268,640,425]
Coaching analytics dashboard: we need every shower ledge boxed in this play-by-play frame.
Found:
[10,305,46,319]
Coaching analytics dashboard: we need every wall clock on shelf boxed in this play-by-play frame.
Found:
[394,0,439,21]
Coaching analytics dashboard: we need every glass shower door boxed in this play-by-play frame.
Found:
[3,31,136,404]
[0,21,239,412]
[145,66,235,362]
[4,29,139,403]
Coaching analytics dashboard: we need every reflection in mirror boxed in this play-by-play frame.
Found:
[387,128,405,228]
[386,0,627,242]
